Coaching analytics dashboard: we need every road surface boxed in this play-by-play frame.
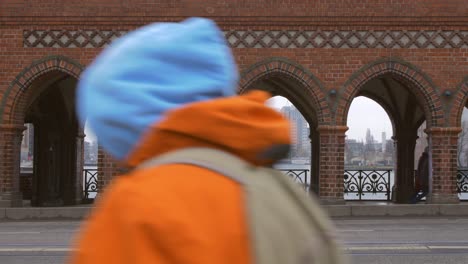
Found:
[1,217,468,263]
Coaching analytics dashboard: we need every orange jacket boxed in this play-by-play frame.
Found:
[69,91,291,264]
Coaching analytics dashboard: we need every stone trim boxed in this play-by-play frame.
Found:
[24,29,468,49]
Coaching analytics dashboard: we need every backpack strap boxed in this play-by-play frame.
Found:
[137,147,253,184]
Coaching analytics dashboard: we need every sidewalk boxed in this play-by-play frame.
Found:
[1,202,468,221]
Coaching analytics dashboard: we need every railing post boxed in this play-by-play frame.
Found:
[387,170,391,201]
[358,170,362,200]
[83,170,89,199]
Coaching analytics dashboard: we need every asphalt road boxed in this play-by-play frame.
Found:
[1,217,468,263]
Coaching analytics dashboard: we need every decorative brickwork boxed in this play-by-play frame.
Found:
[24,30,127,48]
[24,29,468,49]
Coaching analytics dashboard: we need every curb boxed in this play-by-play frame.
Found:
[1,204,468,221]
[324,204,468,217]
[0,207,91,221]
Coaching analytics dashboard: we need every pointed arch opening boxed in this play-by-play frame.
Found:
[240,59,329,194]
[340,60,438,203]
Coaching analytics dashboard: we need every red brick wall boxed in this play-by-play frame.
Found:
[429,127,462,203]
[0,0,467,202]
[317,125,348,203]
[0,125,24,195]
[1,0,467,18]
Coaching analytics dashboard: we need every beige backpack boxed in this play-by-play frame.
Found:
[138,148,347,264]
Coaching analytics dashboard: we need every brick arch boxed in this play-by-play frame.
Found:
[239,57,331,125]
[0,55,84,125]
[336,58,442,128]
[449,77,468,127]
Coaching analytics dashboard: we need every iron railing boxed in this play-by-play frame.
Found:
[79,167,468,202]
[83,169,98,201]
[457,169,468,195]
[344,169,392,201]
[278,169,310,191]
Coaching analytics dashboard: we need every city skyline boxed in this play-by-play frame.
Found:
[268,95,393,141]
[85,97,468,144]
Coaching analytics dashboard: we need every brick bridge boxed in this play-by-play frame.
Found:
[0,0,467,206]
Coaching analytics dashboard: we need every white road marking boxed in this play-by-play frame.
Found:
[428,245,468,249]
[346,245,429,251]
[339,229,374,232]
[0,232,41,234]
[0,247,71,252]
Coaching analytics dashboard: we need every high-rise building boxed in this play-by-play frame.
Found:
[365,128,374,145]
[280,105,310,157]
[381,132,386,152]
[84,140,98,165]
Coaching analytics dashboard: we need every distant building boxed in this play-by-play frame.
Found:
[346,129,394,167]
[381,132,386,152]
[84,141,98,165]
[280,105,310,157]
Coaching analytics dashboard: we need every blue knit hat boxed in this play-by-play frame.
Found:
[77,18,238,160]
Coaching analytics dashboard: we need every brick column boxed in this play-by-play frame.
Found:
[97,147,126,195]
[317,125,348,204]
[393,126,418,203]
[0,124,25,207]
[426,127,461,204]
[310,129,320,195]
[74,132,86,204]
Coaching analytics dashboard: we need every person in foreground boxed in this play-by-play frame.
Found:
[70,18,346,264]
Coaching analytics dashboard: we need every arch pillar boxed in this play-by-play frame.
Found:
[426,127,461,204]
[0,124,26,207]
[97,148,127,195]
[317,125,348,204]
[74,132,86,204]
[393,122,419,203]
[309,128,320,195]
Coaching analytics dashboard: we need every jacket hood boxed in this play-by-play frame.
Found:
[76,18,238,160]
[126,91,291,167]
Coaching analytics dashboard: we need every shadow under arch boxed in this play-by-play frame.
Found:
[336,58,442,128]
[2,56,86,206]
[338,58,441,203]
